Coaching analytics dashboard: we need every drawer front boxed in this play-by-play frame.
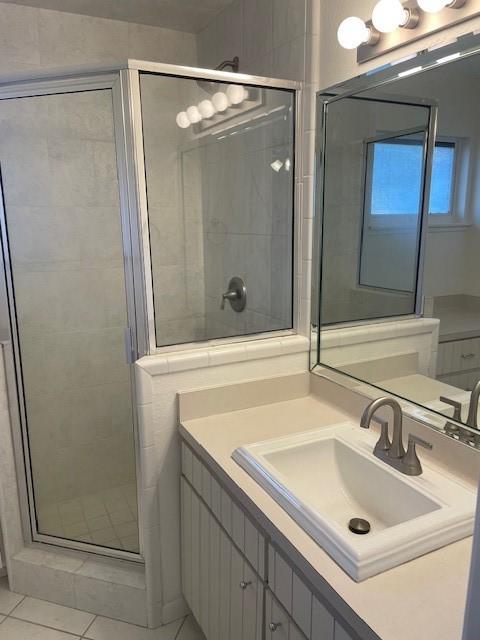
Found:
[182,442,266,579]
[181,477,263,640]
[266,589,309,640]
[269,544,344,640]
[437,338,480,375]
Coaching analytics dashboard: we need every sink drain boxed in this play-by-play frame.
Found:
[348,518,371,535]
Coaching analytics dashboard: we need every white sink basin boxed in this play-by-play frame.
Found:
[232,422,476,581]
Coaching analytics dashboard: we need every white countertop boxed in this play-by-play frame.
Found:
[179,375,479,640]
[433,305,480,342]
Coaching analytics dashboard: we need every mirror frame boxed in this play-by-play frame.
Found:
[310,30,480,440]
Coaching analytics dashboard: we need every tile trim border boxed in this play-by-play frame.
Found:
[137,335,310,377]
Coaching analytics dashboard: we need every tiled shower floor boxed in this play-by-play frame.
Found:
[0,577,205,639]
[37,483,139,553]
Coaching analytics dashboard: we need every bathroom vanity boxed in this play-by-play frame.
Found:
[178,373,478,640]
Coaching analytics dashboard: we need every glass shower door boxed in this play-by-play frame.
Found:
[0,88,139,555]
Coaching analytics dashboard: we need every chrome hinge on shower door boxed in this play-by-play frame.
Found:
[124,327,136,365]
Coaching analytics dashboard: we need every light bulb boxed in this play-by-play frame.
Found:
[198,99,216,118]
[212,92,230,112]
[372,0,408,32]
[175,111,190,129]
[226,84,247,105]
[417,0,451,12]
[337,16,371,50]
[186,105,202,124]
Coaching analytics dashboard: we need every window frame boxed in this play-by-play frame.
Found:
[363,127,429,232]
[427,138,457,218]
[364,131,466,230]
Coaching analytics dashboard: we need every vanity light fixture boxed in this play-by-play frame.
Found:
[186,105,202,124]
[337,17,379,50]
[211,91,231,112]
[417,0,467,12]
[175,111,190,129]
[176,86,252,129]
[372,0,419,33]
[226,84,249,105]
[198,99,216,118]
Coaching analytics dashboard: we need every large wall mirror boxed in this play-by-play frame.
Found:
[313,35,480,445]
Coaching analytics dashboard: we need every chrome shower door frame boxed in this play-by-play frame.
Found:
[0,69,145,562]
[121,60,303,354]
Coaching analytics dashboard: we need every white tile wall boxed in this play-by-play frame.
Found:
[135,341,309,626]
[197,0,315,339]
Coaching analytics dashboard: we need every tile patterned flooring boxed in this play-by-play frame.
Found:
[0,577,205,639]
[37,484,140,553]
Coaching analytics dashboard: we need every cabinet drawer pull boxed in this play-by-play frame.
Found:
[239,580,251,590]
[269,622,282,632]
[461,353,476,359]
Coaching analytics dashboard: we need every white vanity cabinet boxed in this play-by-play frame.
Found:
[181,478,263,640]
[181,441,362,640]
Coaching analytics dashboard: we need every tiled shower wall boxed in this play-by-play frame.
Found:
[0,3,197,542]
[0,0,197,341]
[200,93,294,339]
[141,74,206,347]
[196,0,318,337]
[0,90,136,516]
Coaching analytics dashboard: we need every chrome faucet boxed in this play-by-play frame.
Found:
[467,380,480,429]
[360,397,432,476]
[360,397,405,458]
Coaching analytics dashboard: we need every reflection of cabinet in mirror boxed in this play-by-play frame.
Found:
[427,295,480,390]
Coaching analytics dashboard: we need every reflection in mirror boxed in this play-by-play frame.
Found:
[315,45,480,446]
[321,96,432,325]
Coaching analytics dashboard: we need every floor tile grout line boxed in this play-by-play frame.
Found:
[4,593,26,618]
[174,615,188,640]
[6,612,84,637]
[80,613,97,639]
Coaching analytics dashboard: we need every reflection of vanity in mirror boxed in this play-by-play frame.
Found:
[313,38,480,445]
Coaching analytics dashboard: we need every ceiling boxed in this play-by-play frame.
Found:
[0,0,234,33]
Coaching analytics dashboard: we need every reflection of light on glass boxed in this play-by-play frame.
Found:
[285,158,291,172]
[212,92,230,112]
[271,160,283,172]
[398,66,422,77]
[186,105,201,124]
[226,84,248,105]
[176,111,190,129]
[436,52,461,64]
[198,99,216,118]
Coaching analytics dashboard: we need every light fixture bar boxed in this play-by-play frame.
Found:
[356,0,480,63]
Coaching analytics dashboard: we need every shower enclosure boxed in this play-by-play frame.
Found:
[0,61,299,560]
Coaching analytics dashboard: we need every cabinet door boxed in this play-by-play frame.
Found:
[241,561,263,640]
[266,589,290,640]
[182,477,264,640]
[230,543,244,640]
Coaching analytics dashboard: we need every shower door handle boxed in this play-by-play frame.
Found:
[124,327,135,365]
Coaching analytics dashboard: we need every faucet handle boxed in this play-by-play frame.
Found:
[408,434,433,451]
[439,396,463,421]
[402,434,433,476]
